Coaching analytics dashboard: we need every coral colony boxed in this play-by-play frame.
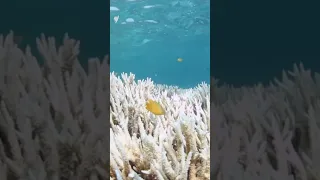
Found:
[212,64,320,180]
[110,73,210,179]
[0,31,318,180]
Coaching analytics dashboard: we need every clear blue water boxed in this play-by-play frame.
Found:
[110,0,210,88]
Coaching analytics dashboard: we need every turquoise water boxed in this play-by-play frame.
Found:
[110,0,210,88]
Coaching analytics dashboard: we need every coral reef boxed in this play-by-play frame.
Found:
[212,64,320,180]
[0,32,111,179]
[0,32,210,180]
[6,29,320,180]
[110,73,210,179]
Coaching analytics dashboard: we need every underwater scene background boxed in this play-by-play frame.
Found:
[110,0,210,88]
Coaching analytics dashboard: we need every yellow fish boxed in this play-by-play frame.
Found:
[177,57,183,62]
[146,99,165,115]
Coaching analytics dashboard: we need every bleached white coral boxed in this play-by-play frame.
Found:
[0,31,112,179]
[211,63,320,180]
[110,72,210,179]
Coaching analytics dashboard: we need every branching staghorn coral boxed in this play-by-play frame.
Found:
[212,63,320,180]
[110,73,210,179]
[0,31,110,179]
